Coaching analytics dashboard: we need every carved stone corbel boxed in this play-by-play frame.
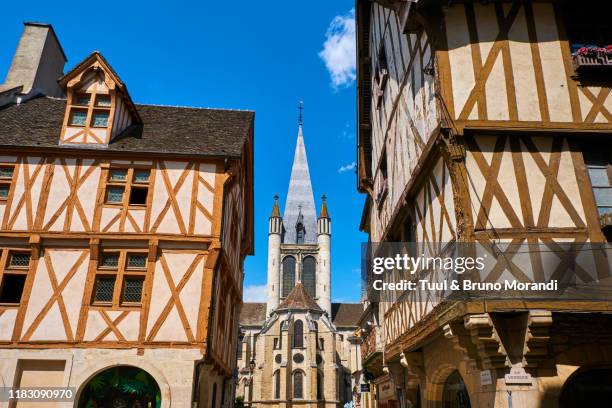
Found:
[524,310,553,367]
[464,314,507,369]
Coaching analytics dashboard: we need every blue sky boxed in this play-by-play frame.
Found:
[0,0,366,303]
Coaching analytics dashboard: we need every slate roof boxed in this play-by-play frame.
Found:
[239,300,362,328]
[0,96,254,158]
[283,124,318,244]
[331,303,362,327]
[240,303,267,326]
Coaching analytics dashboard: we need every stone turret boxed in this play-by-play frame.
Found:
[266,195,282,315]
[317,195,332,316]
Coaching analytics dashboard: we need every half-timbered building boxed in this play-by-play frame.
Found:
[356,0,612,407]
[0,23,254,408]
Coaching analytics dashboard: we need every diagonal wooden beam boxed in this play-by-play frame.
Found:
[458,3,522,120]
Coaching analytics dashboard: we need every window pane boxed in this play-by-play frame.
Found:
[598,207,612,216]
[129,187,148,205]
[133,170,150,183]
[92,112,109,127]
[293,320,304,348]
[122,277,144,303]
[282,257,296,297]
[95,95,111,107]
[0,184,9,199]
[0,274,27,303]
[9,253,30,268]
[0,167,14,179]
[293,371,303,399]
[106,186,124,203]
[594,187,612,207]
[588,167,610,187]
[75,94,90,106]
[302,257,316,297]
[127,254,147,269]
[93,276,115,303]
[100,253,119,269]
[109,169,128,182]
[69,110,87,126]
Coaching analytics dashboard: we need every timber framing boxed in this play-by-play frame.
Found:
[356,0,612,366]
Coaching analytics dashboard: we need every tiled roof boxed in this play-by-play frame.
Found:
[0,96,254,158]
[277,283,322,311]
[331,303,362,327]
[240,303,267,326]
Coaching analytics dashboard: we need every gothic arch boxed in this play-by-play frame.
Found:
[292,370,305,399]
[282,256,296,297]
[302,256,316,297]
[424,363,460,406]
[293,319,304,348]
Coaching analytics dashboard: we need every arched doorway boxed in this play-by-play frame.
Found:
[442,370,471,408]
[560,367,612,407]
[78,365,161,408]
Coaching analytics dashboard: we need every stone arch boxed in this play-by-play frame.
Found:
[424,364,461,407]
[73,359,171,408]
[560,366,612,408]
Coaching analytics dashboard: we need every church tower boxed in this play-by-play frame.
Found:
[238,106,360,408]
[265,106,332,316]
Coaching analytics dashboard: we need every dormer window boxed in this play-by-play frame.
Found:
[58,52,142,145]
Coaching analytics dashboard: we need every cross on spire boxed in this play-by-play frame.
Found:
[298,101,304,126]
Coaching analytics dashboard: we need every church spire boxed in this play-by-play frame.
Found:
[283,102,317,244]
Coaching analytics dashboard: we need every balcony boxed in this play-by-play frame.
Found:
[361,326,382,364]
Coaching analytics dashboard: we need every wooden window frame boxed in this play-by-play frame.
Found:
[91,249,149,309]
[103,166,152,209]
[0,164,16,202]
[0,249,31,307]
[67,90,112,129]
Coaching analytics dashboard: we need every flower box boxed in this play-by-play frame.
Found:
[572,46,612,72]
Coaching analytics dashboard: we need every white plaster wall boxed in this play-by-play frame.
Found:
[0,348,206,408]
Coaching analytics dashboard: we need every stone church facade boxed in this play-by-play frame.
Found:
[237,120,362,408]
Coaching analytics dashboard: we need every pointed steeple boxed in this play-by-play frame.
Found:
[270,194,281,218]
[319,195,330,219]
[283,104,317,244]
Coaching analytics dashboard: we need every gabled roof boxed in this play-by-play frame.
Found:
[277,283,322,312]
[59,51,123,89]
[58,51,142,125]
[0,96,254,158]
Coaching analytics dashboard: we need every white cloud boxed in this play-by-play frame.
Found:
[338,161,357,173]
[244,284,268,302]
[319,9,356,89]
